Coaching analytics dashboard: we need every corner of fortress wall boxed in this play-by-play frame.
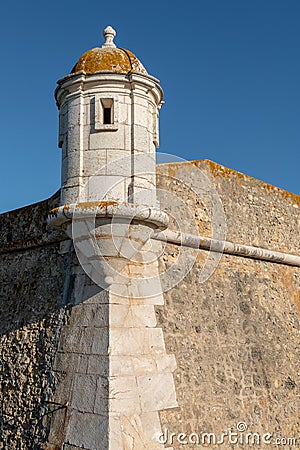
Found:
[1,160,300,448]
[157,159,300,448]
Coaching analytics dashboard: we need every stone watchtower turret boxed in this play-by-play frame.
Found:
[48,26,177,449]
[55,25,163,207]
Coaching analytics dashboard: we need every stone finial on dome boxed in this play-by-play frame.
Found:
[102,26,117,48]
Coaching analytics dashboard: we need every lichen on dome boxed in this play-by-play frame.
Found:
[71,26,148,75]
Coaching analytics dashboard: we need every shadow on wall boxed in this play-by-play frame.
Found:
[0,191,108,449]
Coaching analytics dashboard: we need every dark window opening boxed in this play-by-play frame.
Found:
[103,107,112,124]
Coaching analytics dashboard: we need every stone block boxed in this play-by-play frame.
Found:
[70,373,98,412]
[68,303,108,328]
[61,184,81,205]
[58,327,82,353]
[107,414,123,450]
[133,124,150,152]
[108,376,138,398]
[132,153,156,176]
[73,237,99,263]
[105,155,132,177]
[132,94,149,107]
[109,356,134,376]
[132,188,157,207]
[137,373,178,412]
[89,128,126,151]
[94,221,130,239]
[140,411,166,448]
[109,328,166,356]
[79,287,108,305]
[91,328,109,355]
[52,351,68,373]
[72,275,105,306]
[53,352,80,373]
[111,304,156,328]
[106,149,131,164]
[125,278,166,301]
[87,355,109,376]
[94,376,140,414]
[81,123,91,150]
[82,150,108,177]
[93,236,123,258]
[87,174,126,202]
[67,126,81,150]
[83,101,90,126]
[77,354,89,373]
[68,105,82,128]
[133,175,156,189]
[78,328,95,354]
[119,412,164,450]
[119,236,145,260]
[50,370,73,406]
[66,96,82,109]
[64,411,108,449]
[71,219,91,242]
[156,354,177,373]
[133,103,149,128]
[132,356,157,376]
[118,101,130,125]
[95,393,141,415]
[57,326,93,354]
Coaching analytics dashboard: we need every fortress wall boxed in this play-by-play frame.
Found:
[156,161,300,449]
[1,160,299,449]
[0,193,72,448]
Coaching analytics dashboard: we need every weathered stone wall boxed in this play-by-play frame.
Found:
[0,192,73,449]
[156,161,300,449]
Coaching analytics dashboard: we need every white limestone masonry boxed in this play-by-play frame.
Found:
[48,25,178,449]
[56,72,162,206]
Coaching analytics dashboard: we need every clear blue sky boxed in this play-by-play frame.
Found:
[0,0,299,213]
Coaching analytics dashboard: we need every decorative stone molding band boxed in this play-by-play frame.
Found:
[152,229,300,268]
[48,202,169,230]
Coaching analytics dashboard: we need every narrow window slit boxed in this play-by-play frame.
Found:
[103,107,112,124]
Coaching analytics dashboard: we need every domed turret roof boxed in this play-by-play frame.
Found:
[71,26,148,75]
